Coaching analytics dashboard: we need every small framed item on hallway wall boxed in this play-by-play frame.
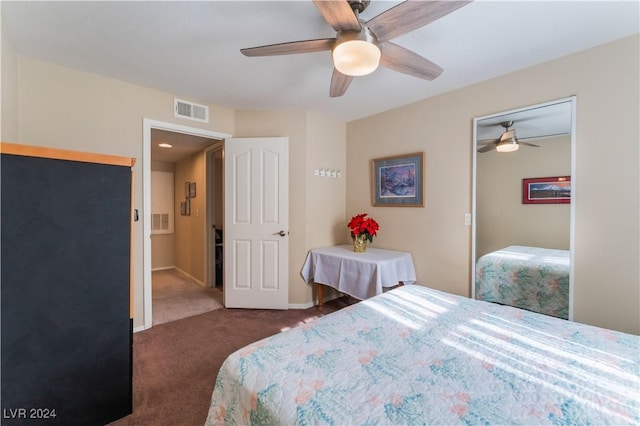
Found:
[180,201,187,216]
[522,176,571,204]
[371,152,424,207]
[185,181,191,198]
[190,182,196,198]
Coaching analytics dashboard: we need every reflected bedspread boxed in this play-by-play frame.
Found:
[476,245,570,319]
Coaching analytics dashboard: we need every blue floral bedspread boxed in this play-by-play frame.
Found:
[206,285,639,425]
[475,246,570,319]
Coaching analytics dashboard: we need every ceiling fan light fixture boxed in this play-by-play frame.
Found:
[332,27,380,77]
[496,140,519,153]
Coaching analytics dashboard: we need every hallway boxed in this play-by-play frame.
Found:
[152,269,223,326]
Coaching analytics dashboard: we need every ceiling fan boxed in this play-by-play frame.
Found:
[477,121,541,153]
[240,0,472,97]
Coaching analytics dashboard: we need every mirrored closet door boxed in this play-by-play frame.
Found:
[471,97,576,320]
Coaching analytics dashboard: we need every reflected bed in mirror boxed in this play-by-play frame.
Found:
[475,245,570,319]
[472,97,576,320]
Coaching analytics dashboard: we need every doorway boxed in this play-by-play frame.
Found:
[142,119,231,330]
[205,145,224,289]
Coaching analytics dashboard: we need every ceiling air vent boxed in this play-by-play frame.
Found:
[174,98,209,123]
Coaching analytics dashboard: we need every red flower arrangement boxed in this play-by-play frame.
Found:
[347,213,379,243]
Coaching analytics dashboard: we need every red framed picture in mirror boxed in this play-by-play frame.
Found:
[522,176,571,204]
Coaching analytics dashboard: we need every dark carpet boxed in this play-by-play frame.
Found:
[108,297,356,426]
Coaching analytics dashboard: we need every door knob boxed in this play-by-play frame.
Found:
[272,230,287,237]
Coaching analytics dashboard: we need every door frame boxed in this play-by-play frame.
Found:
[205,143,224,288]
[142,118,230,331]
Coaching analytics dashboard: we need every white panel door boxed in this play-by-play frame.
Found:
[224,137,289,309]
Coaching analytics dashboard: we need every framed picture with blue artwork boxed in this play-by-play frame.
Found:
[371,152,424,207]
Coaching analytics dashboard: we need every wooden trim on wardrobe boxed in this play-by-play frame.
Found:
[1,142,136,168]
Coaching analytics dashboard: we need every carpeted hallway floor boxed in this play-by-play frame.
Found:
[152,269,224,326]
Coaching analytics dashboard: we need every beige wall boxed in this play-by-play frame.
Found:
[151,234,175,270]
[234,110,347,305]
[348,102,472,299]
[3,30,636,333]
[305,112,348,302]
[9,56,235,328]
[174,151,207,284]
[347,35,639,334]
[151,161,176,270]
[1,50,346,324]
[306,111,348,246]
[1,16,18,141]
[477,135,571,257]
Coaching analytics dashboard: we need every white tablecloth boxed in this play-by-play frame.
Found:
[300,245,417,300]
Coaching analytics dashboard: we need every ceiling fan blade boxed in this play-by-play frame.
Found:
[241,38,334,57]
[312,0,360,32]
[519,141,540,148]
[477,143,496,153]
[329,68,353,97]
[499,129,516,142]
[477,139,497,145]
[366,0,472,42]
[518,132,570,141]
[379,42,443,80]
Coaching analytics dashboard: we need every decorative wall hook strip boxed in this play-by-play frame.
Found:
[313,168,341,178]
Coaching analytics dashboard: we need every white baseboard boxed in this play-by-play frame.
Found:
[151,265,175,272]
[133,325,147,333]
[174,267,206,287]
[289,292,342,309]
[288,302,314,309]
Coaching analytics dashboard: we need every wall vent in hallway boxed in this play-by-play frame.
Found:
[152,213,170,231]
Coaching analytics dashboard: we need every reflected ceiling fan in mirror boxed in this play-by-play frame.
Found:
[240,0,472,97]
[477,121,541,153]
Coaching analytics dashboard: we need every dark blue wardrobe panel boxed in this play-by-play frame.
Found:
[1,153,132,425]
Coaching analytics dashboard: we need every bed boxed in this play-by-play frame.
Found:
[205,284,639,425]
[475,245,570,319]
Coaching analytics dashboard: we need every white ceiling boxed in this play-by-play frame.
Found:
[151,129,218,163]
[476,99,573,141]
[3,0,638,125]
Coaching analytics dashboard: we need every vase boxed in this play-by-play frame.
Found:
[352,235,368,253]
